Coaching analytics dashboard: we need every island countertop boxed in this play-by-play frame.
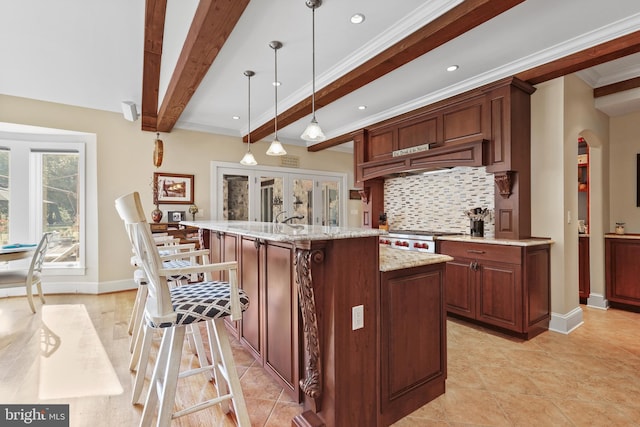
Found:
[379,246,452,272]
[181,220,387,242]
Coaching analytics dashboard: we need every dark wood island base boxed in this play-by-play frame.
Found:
[191,222,450,427]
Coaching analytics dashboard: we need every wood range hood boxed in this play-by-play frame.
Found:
[357,138,487,180]
[354,76,535,240]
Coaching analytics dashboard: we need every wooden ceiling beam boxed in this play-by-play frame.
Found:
[141,0,167,132]
[594,76,640,98]
[315,30,640,152]
[516,30,640,86]
[247,0,525,144]
[155,0,250,133]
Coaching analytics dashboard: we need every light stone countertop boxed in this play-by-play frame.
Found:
[604,233,640,239]
[437,235,553,247]
[181,220,386,242]
[379,246,452,272]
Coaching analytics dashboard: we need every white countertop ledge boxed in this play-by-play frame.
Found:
[379,247,452,272]
[437,235,554,246]
[181,220,386,242]
[604,233,640,239]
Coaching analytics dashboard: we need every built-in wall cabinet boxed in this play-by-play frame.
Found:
[210,162,346,227]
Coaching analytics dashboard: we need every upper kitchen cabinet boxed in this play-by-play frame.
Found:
[354,77,535,184]
[354,77,536,239]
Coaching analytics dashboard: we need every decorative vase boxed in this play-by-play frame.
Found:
[151,206,163,223]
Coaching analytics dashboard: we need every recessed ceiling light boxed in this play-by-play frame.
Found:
[358,105,367,110]
[447,65,459,72]
[350,13,365,24]
[232,116,240,120]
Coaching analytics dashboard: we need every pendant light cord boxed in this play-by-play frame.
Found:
[274,46,279,139]
[247,72,251,149]
[311,5,316,120]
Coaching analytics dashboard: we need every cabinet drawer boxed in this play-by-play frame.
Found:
[439,241,521,264]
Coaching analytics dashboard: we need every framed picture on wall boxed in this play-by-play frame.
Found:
[154,172,194,205]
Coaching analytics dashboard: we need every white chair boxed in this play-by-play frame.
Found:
[115,192,250,427]
[0,232,53,313]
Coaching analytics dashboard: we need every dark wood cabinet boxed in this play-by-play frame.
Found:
[354,77,535,240]
[239,236,300,400]
[149,222,200,248]
[439,240,550,339]
[579,236,590,303]
[378,263,446,426]
[605,235,640,309]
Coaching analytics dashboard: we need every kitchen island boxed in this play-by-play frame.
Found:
[183,220,451,427]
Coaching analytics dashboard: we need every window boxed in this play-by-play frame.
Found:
[0,137,85,270]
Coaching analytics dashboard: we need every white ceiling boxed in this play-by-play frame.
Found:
[2,0,640,151]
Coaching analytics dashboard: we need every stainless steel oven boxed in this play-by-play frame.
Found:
[379,230,463,253]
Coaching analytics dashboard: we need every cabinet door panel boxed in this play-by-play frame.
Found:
[444,259,475,317]
[607,239,640,304]
[477,262,521,331]
[264,242,297,392]
[240,237,261,358]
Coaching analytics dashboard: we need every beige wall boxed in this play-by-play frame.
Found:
[531,75,610,323]
[610,111,640,232]
[0,95,356,291]
[531,78,570,317]
[564,75,610,304]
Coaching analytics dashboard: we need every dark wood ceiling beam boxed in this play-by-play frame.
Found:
[141,0,167,132]
[247,0,525,143]
[516,31,640,86]
[307,133,354,152]
[314,30,640,152]
[594,76,640,98]
[155,0,250,133]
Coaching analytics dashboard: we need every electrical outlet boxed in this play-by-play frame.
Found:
[352,305,364,330]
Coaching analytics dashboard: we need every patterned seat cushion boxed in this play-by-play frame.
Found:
[162,259,193,281]
[148,281,249,328]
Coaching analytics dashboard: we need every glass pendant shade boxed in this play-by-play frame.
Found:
[266,138,287,156]
[301,118,326,142]
[240,151,257,166]
[301,0,326,143]
[240,70,257,166]
[267,40,287,156]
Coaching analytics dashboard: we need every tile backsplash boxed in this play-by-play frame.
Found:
[383,166,495,237]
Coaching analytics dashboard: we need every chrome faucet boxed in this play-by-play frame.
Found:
[274,211,305,224]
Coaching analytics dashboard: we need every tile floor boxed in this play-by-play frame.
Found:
[1,291,639,426]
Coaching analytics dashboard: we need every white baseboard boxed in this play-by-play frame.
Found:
[549,306,584,334]
[586,293,609,310]
[0,279,137,300]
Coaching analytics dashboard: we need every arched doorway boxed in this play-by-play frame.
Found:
[578,130,608,309]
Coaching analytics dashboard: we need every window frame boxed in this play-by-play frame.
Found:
[0,133,87,274]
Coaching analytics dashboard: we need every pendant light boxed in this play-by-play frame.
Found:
[300,0,326,142]
[266,41,287,156]
[240,70,258,166]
